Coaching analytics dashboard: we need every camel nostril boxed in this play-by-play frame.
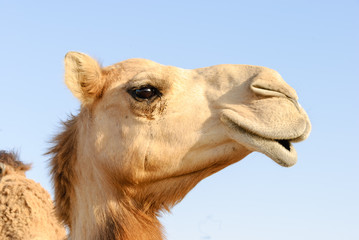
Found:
[250,77,298,100]
[251,84,288,98]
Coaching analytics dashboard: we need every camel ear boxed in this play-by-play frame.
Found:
[19,163,32,173]
[64,52,104,104]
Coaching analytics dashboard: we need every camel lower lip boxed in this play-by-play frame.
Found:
[221,114,298,167]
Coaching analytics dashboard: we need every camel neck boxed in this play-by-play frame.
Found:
[70,175,164,240]
[94,199,163,240]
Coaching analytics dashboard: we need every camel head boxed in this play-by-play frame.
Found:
[0,151,31,180]
[51,52,311,238]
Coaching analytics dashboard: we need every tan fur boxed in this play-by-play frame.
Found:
[50,52,311,239]
[0,151,66,240]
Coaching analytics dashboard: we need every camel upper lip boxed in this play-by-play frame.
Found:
[220,110,310,167]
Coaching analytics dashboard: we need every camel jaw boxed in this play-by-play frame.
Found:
[221,112,304,167]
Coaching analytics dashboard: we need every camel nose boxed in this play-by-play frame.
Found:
[250,70,298,100]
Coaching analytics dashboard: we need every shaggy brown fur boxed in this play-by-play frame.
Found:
[48,115,78,228]
[0,151,66,240]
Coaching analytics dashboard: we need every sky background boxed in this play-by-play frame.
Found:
[0,0,358,239]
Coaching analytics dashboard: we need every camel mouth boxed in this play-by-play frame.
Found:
[276,139,291,151]
[220,113,305,167]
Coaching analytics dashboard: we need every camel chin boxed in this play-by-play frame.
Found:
[221,109,311,167]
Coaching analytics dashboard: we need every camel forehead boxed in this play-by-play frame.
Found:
[103,58,164,74]
[102,58,197,93]
[103,58,282,89]
[103,58,186,85]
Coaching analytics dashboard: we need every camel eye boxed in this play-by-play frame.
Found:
[130,86,161,101]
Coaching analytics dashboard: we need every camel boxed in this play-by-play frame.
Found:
[0,151,66,240]
[48,52,311,239]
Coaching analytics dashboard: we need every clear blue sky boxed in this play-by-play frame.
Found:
[0,1,358,239]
